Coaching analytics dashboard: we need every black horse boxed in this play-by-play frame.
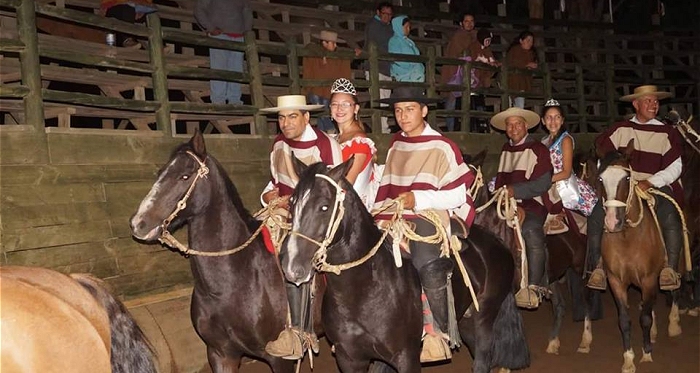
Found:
[281,158,529,373]
[130,131,297,373]
[465,149,602,355]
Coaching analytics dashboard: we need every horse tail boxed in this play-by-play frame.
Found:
[491,292,530,369]
[72,274,158,373]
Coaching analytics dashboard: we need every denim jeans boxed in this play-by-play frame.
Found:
[209,34,244,104]
[511,96,525,109]
[444,95,456,132]
[306,94,334,133]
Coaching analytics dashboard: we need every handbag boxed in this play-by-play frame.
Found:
[556,174,581,210]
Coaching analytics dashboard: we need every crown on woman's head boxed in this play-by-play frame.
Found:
[544,98,560,107]
[331,78,357,96]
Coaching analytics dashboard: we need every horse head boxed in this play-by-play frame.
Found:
[130,130,213,242]
[596,139,636,233]
[282,157,356,285]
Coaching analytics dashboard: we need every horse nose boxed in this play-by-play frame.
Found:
[284,266,310,285]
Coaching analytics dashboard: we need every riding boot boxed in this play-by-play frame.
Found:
[265,282,315,359]
[586,202,607,290]
[418,258,454,363]
[515,222,547,309]
[659,227,683,291]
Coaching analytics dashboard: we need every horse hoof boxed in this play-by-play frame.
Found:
[546,339,560,355]
[689,307,699,317]
[668,323,682,337]
[497,369,511,373]
[640,353,653,363]
[577,346,591,354]
[622,350,636,373]
[679,307,688,315]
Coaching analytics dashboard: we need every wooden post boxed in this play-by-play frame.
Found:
[368,43,381,134]
[605,60,616,127]
[426,46,437,126]
[16,0,45,130]
[460,61,472,133]
[147,13,171,136]
[575,64,587,133]
[245,30,268,136]
[287,41,300,94]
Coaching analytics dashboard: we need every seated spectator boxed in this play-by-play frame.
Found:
[100,0,156,48]
[388,16,425,83]
[302,30,352,133]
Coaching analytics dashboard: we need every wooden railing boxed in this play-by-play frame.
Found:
[0,0,697,136]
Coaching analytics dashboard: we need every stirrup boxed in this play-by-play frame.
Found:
[420,334,452,363]
[659,268,681,291]
[515,286,540,309]
[587,268,607,291]
[264,327,305,360]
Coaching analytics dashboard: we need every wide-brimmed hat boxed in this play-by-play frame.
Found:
[259,95,325,113]
[619,85,673,102]
[378,86,441,106]
[312,30,346,43]
[490,107,540,131]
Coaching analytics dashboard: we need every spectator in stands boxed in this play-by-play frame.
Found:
[388,16,425,83]
[441,13,478,132]
[100,0,156,49]
[468,28,500,132]
[355,1,394,134]
[506,30,538,109]
[302,30,352,134]
[195,0,253,105]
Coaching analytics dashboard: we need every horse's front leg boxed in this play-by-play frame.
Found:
[207,347,241,373]
[334,344,372,373]
[667,289,682,337]
[639,277,659,363]
[546,281,566,355]
[608,277,635,373]
[267,357,296,373]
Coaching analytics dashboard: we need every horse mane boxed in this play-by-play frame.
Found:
[175,143,260,232]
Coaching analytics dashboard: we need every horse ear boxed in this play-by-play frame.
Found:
[291,153,308,177]
[471,148,488,167]
[328,156,355,182]
[622,139,635,158]
[190,129,207,157]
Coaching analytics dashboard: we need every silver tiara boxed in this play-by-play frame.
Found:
[544,98,560,107]
[331,78,356,96]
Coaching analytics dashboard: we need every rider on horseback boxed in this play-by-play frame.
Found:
[373,87,476,363]
[260,95,343,360]
[587,85,684,291]
[490,107,553,310]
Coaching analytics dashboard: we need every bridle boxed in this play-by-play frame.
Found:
[599,164,647,228]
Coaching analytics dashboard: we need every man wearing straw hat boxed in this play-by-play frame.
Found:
[373,87,476,363]
[586,85,684,291]
[260,94,343,359]
[302,30,352,133]
[490,107,553,309]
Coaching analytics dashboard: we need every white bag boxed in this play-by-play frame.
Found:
[556,174,581,210]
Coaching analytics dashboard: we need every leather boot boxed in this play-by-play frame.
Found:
[516,227,547,309]
[586,203,606,290]
[265,282,315,359]
[659,228,682,291]
[419,258,453,363]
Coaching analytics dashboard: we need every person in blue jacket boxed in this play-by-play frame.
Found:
[388,15,425,82]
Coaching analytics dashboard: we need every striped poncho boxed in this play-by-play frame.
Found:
[268,125,343,197]
[372,125,475,228]
[494,135,553,217]
[595,118,683,204]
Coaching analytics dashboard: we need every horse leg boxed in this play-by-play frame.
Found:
[546,280,566,355]
[391,348,421,373]
[334,345,372,373]
[639,279,658,363]
[268,357,296,373]
[608,277,635,373]
[457,305,476,357]
[207,348,241,373]
[667,289,682,337]
[471,313,496,373]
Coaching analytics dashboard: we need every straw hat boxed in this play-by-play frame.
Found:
[490,107,540,131]
[311,30,346,43]
[377,86,441,106]
[259,95,325,113]
[619,85,673,102]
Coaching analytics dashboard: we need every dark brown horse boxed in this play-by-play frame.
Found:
[466,149,602,356]
[0,266,156,373]
[130,131,302,373]
[594,140,682,373]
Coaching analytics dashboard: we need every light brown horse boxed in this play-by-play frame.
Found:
[0,266,156,373]
[595,140,681,373]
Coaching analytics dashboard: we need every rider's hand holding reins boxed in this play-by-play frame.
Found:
[398,192,416,210]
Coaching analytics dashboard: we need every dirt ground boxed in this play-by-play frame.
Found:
[221,289,699,373]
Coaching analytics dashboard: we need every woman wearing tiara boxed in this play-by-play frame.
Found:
[329,78,379,210]
[540,98,597,234]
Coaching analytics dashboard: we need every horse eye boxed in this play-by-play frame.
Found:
[321,205,329,212]
[181,175,190,180]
